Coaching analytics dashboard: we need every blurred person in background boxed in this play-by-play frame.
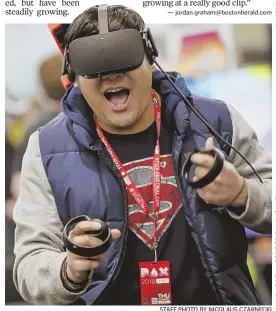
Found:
[5,89,37,220]
[12,5,271,306]
[5,53,65,305]
[5,93,33,304]
[10,53,65,204]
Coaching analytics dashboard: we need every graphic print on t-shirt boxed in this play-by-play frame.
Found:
[124,154,183,249]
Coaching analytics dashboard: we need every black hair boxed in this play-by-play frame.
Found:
[64,5,145,47]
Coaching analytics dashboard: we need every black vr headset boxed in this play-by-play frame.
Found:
[62,5,158,82]
[52,4,262,186]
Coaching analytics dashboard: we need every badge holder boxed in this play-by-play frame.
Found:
[139,235,172,305]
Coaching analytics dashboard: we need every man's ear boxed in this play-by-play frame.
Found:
[144,56,157,72]
[151,65,158,72]
[142,55,156,72]
[74,77,79,88]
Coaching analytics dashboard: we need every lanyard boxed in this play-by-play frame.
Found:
[95,90,161,260]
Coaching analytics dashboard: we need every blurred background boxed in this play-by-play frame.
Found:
[5,24,272,305]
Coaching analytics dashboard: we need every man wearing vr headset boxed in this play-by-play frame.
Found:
[13,5,271,306]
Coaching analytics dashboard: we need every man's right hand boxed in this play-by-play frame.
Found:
[66,220,121,283]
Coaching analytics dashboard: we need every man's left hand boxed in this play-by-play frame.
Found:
[190,137,248,208]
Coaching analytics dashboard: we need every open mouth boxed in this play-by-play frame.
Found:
[104,88,130,109]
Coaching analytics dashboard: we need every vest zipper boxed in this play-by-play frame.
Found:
[92,150,129,304]
[171,133,223,304]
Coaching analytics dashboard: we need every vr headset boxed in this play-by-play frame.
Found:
[49,5,158,84]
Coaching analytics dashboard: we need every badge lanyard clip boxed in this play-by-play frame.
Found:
[153,243,158,262]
